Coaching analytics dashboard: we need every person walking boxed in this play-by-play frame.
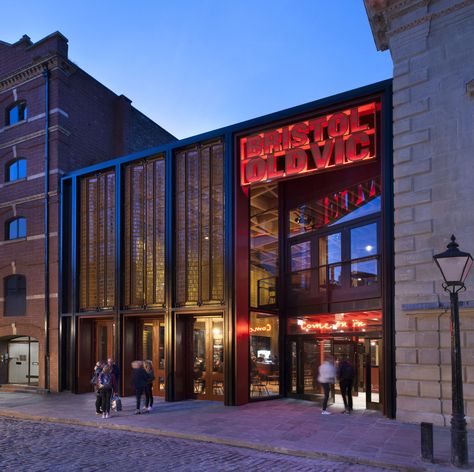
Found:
[318,356,336,415]
[98,364,116,419]
[91,361,104,416]
[337,356,355,414]
[107,358,120,386]
[131,360,148,415]
[144,360,155,412]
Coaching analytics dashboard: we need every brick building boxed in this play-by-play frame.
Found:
[365,0,474,426]
[0,32,175,392]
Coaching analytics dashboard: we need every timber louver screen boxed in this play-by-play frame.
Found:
[124,157,166,308]
[175,141,224,306]
[79,171,116,311]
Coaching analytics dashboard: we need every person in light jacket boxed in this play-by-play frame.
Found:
[318,356,336,415]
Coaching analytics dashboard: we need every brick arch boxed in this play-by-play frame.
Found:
[0,323,42,343]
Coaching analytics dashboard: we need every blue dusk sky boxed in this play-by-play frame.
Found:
[2,1,392,139]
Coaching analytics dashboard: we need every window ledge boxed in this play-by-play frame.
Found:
[1,119,27,132]
[0,237,27,246]
[3,178,27,187]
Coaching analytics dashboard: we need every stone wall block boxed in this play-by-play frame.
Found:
[395,280,435,296]
[394,128,430,149]
[393,98,430,121]
[394,206,414,224]
[416,316,441,332]
[396,347,417,364]
[395,314,417,331]
[396,395,442,413]
[395,248,432,266]
[393,88,410,106]
[393,59,410,77]
[394,176,413,194]
[393,147,412,165]
[420,381,442,398]
[396,332,416,347]
[395,190,431,210]
[397,379,419,396]
[394,157,431,179]
[393,117,411,136]
[397,364,440,381]
[395,236,415,253]
[418,348,440,364]
[415,332,440,348]
[393,68,429,93]
[395,266,416,282]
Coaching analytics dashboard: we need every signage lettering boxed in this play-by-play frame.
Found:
[299,319,367,333]
[250,323,272,334]
[240,102,379,186]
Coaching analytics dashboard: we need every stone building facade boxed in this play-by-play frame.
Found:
[0,32,175,392]
[365,0,474,425]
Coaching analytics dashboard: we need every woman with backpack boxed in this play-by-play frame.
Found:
[144,360,155,412]
[98,364,116,419]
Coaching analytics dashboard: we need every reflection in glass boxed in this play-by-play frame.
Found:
[159,323,165,369]
[193,322,206,394]
[143,323,153,361]
[250,312,279,398]
[303,340,320,395]
[250,184,278,307]
[319,233,342,288]
[288,177,381,236]
[351,224,377,259]
[212,321,224,373]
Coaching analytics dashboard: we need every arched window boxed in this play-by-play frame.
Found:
[6,159,27,182]
[4,275,26,316]
[6,101,28,126]
[6,217,26,240]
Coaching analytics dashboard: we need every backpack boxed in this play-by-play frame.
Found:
[90,373,98,385]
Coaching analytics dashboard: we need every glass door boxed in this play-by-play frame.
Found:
[140,318,166,396]
[364,337,382,410]
[287,336,334,404]
[193,316,224,401]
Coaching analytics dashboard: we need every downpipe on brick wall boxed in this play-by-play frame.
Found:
[43,65,50,391]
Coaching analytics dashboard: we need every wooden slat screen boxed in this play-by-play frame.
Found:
[124,157,165,308]
[175,142,224,306]
[79,171,116,311]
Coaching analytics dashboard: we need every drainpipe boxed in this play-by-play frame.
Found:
[43,65,50,391]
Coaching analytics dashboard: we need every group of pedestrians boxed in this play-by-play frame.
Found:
[92,358,155,418]
[92,358,120,419]
[318,355,355,415]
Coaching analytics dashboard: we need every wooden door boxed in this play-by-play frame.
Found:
[193,317,224,401]
[95,320,114,364]
[140,318,166,396]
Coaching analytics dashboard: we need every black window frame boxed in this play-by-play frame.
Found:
[5,101,28,126]
[5,158,27,183]
[4,275,26,316]
[6,217,27,240]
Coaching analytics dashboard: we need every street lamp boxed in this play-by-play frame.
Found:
[434,235,473,468]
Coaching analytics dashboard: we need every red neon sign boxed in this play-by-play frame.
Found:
[299,320,367,333]
[240,102,379,187]
[250,323,272,334]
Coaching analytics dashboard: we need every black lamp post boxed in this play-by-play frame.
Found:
[434,235,473,468]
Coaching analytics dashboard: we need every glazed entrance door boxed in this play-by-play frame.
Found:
[140,318,165,396]
[288,336,334,404]
[193,317,224,401]
[364,337,382,410]
[95,320,114,363]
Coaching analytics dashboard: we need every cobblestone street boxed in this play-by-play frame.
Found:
[0,417,391,471]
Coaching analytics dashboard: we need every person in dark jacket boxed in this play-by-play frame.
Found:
[131,360,148,414]
[98,364,117,419]
[92,361,104,415]
[337,356,355,414]
[107,358,120,386]
[144,360,155,412]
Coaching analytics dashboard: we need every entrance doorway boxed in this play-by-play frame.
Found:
[139,318,165,396]
[175,314,224,401]
[287,334,382,411]
[288,336,334,404]
[4,337,39,385]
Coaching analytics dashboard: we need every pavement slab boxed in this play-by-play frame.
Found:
[0,392,472,471]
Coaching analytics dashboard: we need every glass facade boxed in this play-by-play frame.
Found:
[250,312,279,398]
[175,142,224,306]
[79,171,116,311]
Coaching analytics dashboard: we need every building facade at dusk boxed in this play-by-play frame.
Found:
[0,32,175,392]
[60,81,395,414]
